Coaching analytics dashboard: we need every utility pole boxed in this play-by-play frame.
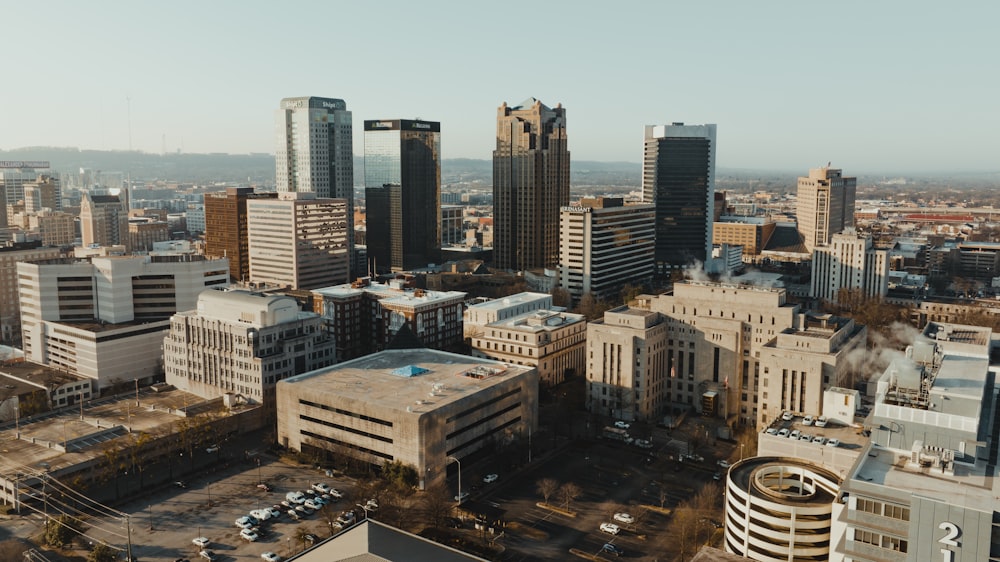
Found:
[125,515,134,562]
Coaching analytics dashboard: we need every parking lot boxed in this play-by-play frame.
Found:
[79,455,358,561]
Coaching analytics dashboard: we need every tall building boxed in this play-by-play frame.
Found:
[796,166,857,253]
[364,119,442,272]
[0,242,62,345]
[1,162,51,227]
[80,193,128,249]
[810,230,889,304]
[643,123,717,273]
[23,175,61,213]
[558,197,655,305]
[204,187,277,282]
[493,98,570,271]
[275,97,355,275]
[246,192,349,291]
[164,289,335,404]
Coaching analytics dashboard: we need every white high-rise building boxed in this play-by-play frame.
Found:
[810,230,889,304]
[164,289,336,404]
[276,97,354,276]
[247,192,349,290]
[559,197,655,305]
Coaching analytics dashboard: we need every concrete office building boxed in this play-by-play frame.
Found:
[811,230,889,304]
[204,187,278,283]
[276,349,538,490]
[364,119,442,272]
[127,217,170,252]
[276,96,355,276]
[757,313,867,426]
[713,217,777,258]
[463,292,554,339]
[80,193,128,250]
[22,175,61,214]
[493,99,570,271]
[246,192,349,290]
[558,197,655,306]
[796,166,857,253]
[1,162,52,227]
[17,254,229,388]
[164,290,335,404]
[0,242,62,345]
[27,210,75,247]
[642,281,801,425]
[470,309,586,387]
[313,278,466,361]
[586,305,668,422]
[724,457,842,561]
[829,323,1000,562]
[643,123,717,273]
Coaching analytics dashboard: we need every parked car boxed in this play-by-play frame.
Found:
[235,516,255,529]
[304,499,321,510]
[312,482,332,494]
[261,553,281,562]
[304,534,318,544]
[815,416,828,428]
[240,528,259,542]
[601,543,624,557]
[813,435,827,445]
[454,491,470,502]
[285,491,306,504]
[205,444,220,453]
[267,506,283,518]
[483,473,499,484]
[600,522,621,535]
[790,429,801,440]
[250,509,271,521]
[713,472,722,481]
[199,551,217,561]
[365,499,379,511]
[614,420,631,429]
[803,415,814,426]
[717,459,730,468]
[634,439,653,449]
[765,428,778,435]
[286,509,300,520]
[826,438,841,448]
[799,433,812,441]
[328,488,344,499]
[777,428,790,437]
[192,537,210,548]
[256,483,272,492]
[781,411,794,421]
[613,512,634,524]
[174,481,188,489]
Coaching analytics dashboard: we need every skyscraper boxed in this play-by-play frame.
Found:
[796,166,857,253]
[642,123,717,273]
[493,98,570,271]
[204,187,277,282]
[275,97,355,273]
[80,192,128,249]
[364,119,441,273]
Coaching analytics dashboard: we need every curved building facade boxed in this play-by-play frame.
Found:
[724,456,841,561]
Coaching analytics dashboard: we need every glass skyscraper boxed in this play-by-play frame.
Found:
[363,119,441,273]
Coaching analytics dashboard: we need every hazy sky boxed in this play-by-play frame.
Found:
[3,1,998,173]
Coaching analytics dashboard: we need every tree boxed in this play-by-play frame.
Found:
[381,460,418,494]
[421,483,452,528]
[87,543,120,562]
[294,526,312,552]
[44,514,81,548]
[536,478,559,505]
[126,432,152,489]
[551,286,572,308]
[557,482,582,510]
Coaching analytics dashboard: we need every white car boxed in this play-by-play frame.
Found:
[329,488,344,499]
[789,429,800,440]
[765,428,778,435]
[826,438,840,448]
[235,516,255,529]
[240,528,259,542]
[777,428,789,437]
[600,522,621,535]
[285,491,306,504]
[365,499,379,511]
[781,411,794,421]
[799,433,812,442]
[815,416,828,428]
[454,491,470,502]
[266,506,282,518]
[250,508,271,521]
[483,473,499,484]
[304,499,321,510]
[261,553,281,562]
[717,460,730,469]
[312,482,331,494]
[613,513,634,524]
[192,537,210,548]
[803,415,814,426]
[614,421,631,430]
[634,439,653,449]
[813,435,827,445]
[287,509,300,520]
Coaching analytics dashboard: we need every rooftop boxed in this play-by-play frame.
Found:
[282,349,534,414]
[466,292,551,312]
[487,309,585,332]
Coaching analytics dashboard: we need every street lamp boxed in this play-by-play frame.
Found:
[447,456,462,502]
[356,503,370,520]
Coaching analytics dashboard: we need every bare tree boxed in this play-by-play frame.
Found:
[536,478,559,505]
[421,483,452,528]
[557,482,582,510]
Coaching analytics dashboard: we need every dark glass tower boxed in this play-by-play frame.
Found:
[364,119,441,273]
[642,123,717,274]
[493,98,570,271]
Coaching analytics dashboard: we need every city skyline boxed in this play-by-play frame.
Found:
[1,1,998,173]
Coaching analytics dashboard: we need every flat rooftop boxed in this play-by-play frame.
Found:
[486,310,585,332]
[282,349,534,414]
[466,292,550,312]
[0,361,83,388]
[848,444,1000,514]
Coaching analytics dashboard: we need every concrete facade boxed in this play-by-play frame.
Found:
[811,230,889,304]
[796,166,857,253]
[586,305,667,422]
[470,309,586,387]
[164,290,336,404]
[276,349,537,490]
[463,292,553,339]
[0,243,62,345]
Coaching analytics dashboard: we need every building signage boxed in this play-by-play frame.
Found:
[0,161,49,169]
[938,521,960,562]
[561,206,590,213]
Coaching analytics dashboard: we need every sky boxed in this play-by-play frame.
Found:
[2,1,998,174]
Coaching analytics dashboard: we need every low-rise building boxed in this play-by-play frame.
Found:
[463,292,553,339]
[276,349,537,490]
[470,309,586,386]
